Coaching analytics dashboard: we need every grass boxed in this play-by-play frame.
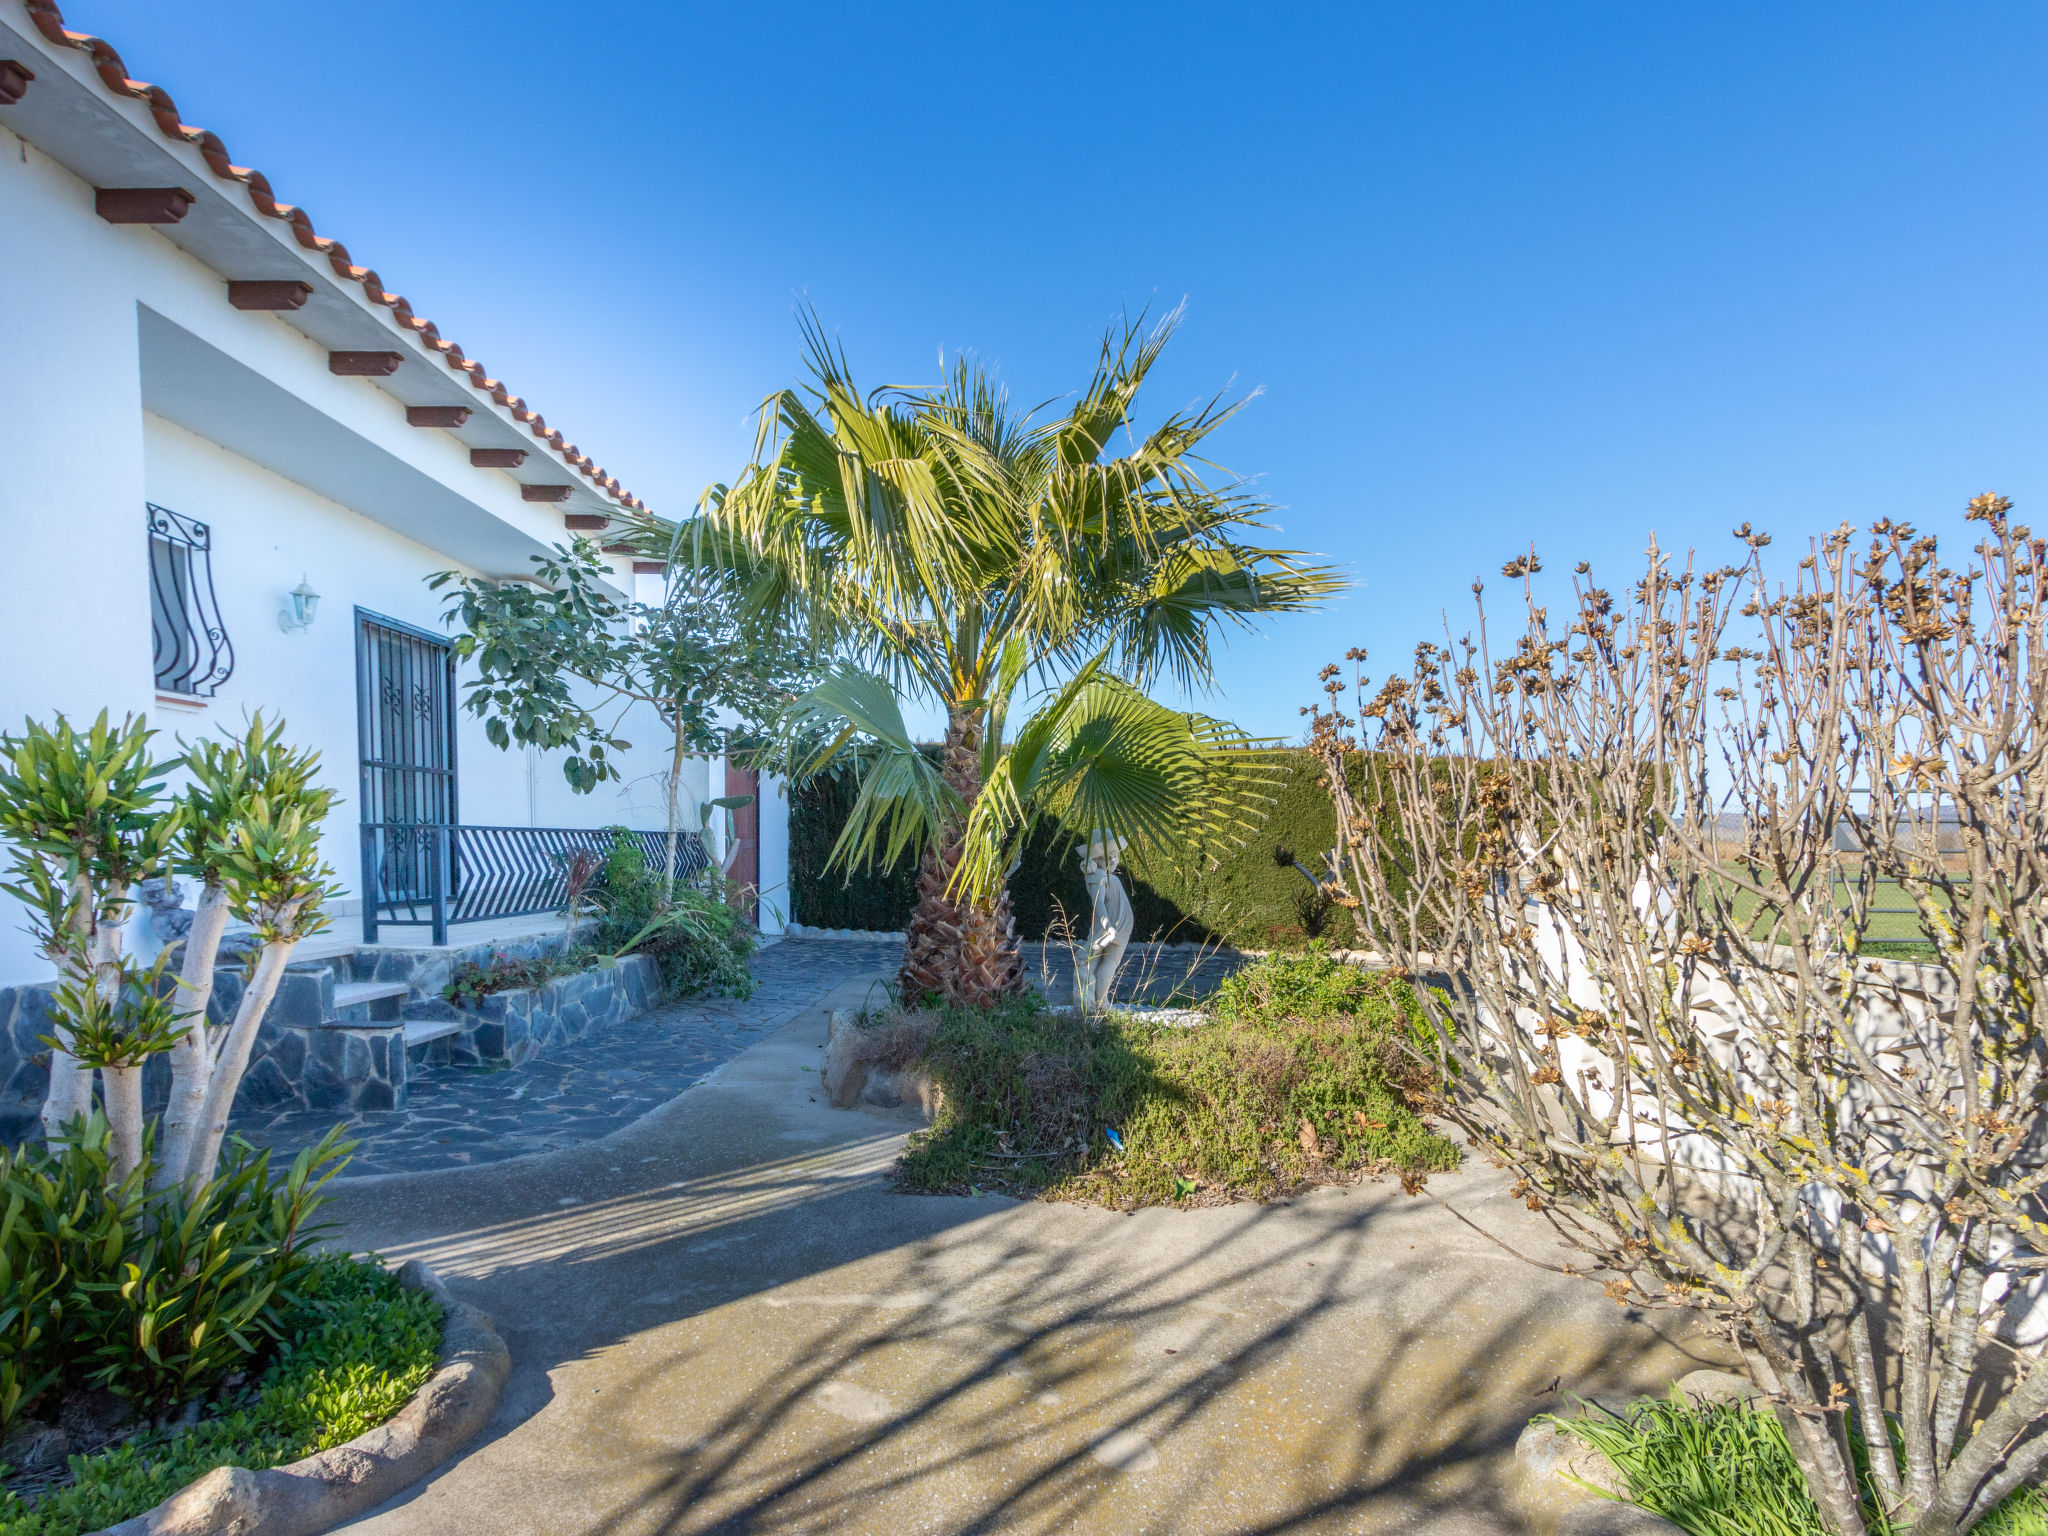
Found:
[897,947,1462,1207]
[1715,869,1953,962]
[1552,1392,2048,1536]
[0,1256,444,1536]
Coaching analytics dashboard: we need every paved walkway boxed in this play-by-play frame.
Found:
[237,939,901,1179]
[236,938,1245,1180]
[320,958,1720,1536]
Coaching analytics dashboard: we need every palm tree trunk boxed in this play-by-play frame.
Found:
[899,709,1022,1008]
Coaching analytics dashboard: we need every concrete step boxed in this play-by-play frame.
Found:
[331,980,410,1025]
[403,1018,464,1049]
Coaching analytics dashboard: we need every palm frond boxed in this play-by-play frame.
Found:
[952,663,1283,899]
[778,669,955,875]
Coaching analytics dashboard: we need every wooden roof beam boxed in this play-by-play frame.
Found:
[227,280,313,311]
[405,406,472,429]
[96,187,193,224]
[0,61,35,105]
[329,351,403,376]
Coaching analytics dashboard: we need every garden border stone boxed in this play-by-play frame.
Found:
[92,1260,509,1536]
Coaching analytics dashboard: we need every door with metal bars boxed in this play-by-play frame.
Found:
[355,609,458,938]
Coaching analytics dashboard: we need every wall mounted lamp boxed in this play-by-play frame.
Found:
[277,575,321,633]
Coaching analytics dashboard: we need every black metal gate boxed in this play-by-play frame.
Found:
[356,609,458,941]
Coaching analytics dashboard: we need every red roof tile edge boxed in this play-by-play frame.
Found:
[20,0,646,514]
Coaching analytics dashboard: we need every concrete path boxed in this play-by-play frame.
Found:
[330,967,1720,1536]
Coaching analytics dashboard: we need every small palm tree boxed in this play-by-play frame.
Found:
[642,307,1342,1006]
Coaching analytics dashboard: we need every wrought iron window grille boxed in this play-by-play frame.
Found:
[147,503,234,697]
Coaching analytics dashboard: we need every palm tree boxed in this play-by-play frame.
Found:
[642,307,1342,1005]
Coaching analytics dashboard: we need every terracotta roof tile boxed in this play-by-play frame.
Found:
[20,0,646,513]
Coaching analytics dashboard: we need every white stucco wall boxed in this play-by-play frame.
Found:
[140,414,704,875]
[0,117,770,985]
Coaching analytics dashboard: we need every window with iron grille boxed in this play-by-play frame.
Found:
[147,503,234,697]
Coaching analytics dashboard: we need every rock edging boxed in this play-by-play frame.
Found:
[95,1259,509,1536]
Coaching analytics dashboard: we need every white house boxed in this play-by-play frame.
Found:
[0,3,787,1118]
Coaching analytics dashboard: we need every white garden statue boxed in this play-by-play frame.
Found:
[1075,831,1134,1013]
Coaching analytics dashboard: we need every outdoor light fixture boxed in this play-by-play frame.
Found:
[277,575,321,633]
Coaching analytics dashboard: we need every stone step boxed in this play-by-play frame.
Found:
[402,1018,464,1049]
[331,980,410,1025]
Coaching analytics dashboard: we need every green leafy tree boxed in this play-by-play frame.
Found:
[659,306,1342,1005]
[430,539,814,900]
[0,713,337,1190]
[0,712,175,1153]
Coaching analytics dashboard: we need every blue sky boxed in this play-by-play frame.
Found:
[73,2,2048,739]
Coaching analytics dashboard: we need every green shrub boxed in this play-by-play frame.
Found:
[442,947,593,1006]
[1551,1392,2048,1536]
[0,1254,441,1536]
[594,831,755,999]
[0,1117,347,1436]
[791,750,1438,950]
[898,948,1461,1207]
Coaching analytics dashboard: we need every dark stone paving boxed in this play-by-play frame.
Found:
[233,937,902,1179]
[231,936,1251,1179]
[1023,940,1253,1007]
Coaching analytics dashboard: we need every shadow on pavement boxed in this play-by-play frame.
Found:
[328,977,1717,1536]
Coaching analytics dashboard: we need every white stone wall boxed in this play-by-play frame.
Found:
[0,114,777,984]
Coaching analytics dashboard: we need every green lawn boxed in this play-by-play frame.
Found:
[1713,870,1947,960]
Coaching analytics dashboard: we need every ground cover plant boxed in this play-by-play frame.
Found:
[1313,501,2048,1533]
[896,948,1460,1206]
[0,1254,442,1536]
[442,947,596,1006]
[1548,1394,2048,1536]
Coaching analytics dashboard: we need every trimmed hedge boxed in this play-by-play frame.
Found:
[790,751,1384,950]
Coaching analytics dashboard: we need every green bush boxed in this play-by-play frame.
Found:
[0,1254,441,1536]
[791,751,1430,950]
[898,947,1461,1206]
[594,829,756,999]
[442,948,594,1006]
[0,1117,347,1436]
[1551,1392,2048,1536]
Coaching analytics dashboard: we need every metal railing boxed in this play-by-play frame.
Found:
[359,823,710,945]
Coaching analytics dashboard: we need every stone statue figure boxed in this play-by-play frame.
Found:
[1076,831,1134,1013]
[139,876,193,944]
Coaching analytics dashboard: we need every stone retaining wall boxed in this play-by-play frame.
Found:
[407,955,661,1070]
[0,941,660,1136]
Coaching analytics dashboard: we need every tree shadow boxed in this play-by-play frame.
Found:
[341,1127,1722,1535]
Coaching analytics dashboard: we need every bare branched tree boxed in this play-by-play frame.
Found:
[1310,498,2047,1535]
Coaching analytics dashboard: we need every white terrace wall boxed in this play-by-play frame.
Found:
[0,114,719,986]
[140,416,702,902]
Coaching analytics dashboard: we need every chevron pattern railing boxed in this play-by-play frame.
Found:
[359,823,710,945]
